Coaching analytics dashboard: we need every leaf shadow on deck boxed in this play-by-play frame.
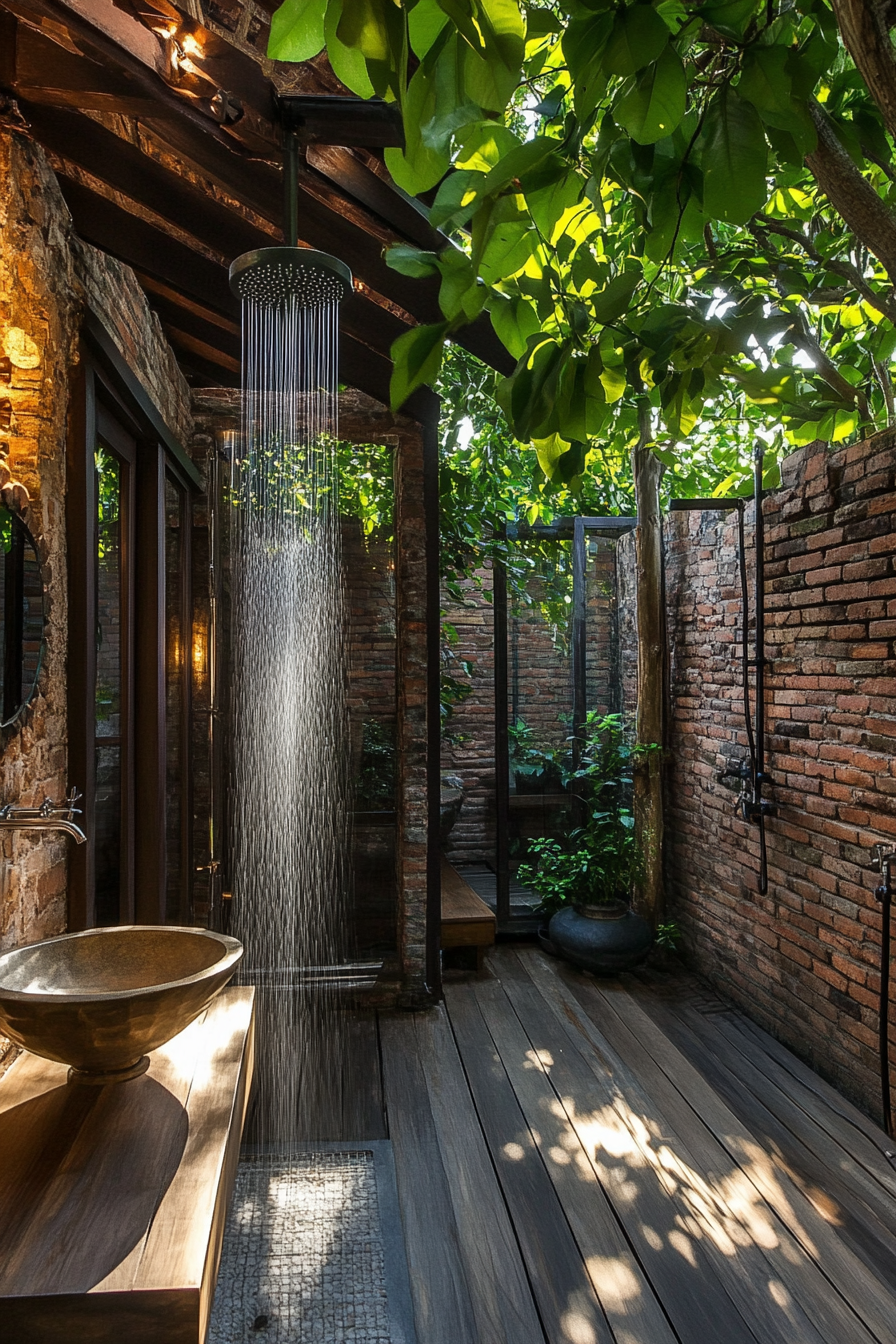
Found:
[382,946,896,1344]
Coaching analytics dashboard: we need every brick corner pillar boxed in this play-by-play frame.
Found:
[394,390,441,1005]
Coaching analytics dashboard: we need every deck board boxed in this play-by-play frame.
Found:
[380,947,896,1344]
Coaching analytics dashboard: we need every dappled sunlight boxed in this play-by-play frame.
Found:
[502,1141,526,1162]
[560,1299,600,1344]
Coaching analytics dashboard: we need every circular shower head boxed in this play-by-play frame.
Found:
[229,247,353,310]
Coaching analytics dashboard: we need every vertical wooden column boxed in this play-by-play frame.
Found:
[394,389,440,1003]
[493,554,510,929]
[632,442,666,927]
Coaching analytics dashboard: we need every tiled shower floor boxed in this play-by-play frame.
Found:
[209,1147,413,1344]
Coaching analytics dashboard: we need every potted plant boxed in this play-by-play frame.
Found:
[517,714,654,974]
[508,718,565,795]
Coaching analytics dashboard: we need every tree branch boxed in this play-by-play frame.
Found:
[805,100,896,284]
[756,214,896,324]
[830,0,896,143]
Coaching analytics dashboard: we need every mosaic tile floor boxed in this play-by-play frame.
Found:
[209,1151,396,1343]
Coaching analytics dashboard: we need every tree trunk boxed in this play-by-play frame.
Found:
[805,100,896,284]
[831,0,896,144]
[631,436,665,929]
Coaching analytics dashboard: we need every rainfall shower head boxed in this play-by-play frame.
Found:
[229,246,353,310]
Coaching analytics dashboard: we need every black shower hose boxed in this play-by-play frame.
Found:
[877,866,894,1138]
[736,503,768,893]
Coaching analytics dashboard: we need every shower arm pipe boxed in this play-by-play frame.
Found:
[284,128,299,249]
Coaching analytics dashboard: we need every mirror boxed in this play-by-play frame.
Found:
[0,506,44,727]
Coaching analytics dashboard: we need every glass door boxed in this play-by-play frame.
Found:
[93,407,136,925]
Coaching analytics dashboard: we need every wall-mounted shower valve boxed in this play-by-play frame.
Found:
[717,759,752,786]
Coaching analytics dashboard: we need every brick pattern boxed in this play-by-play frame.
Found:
[646,433,896,1120]
[441,540,620,867]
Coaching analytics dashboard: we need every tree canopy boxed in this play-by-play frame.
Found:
[271,0,896,501]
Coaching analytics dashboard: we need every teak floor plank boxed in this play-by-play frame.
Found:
[379,1013,481,1344]
[494,951,801,1344]
[445,981,616,1344]
[469,970,678,1344]
[706,1007,896,1205]
[574,970,894,1344]
[671,1001,896,1284]
[340,1011,387,1142]
[530,952,875,1344]
[414,1007,546,1344]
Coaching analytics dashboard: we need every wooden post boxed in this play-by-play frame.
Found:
[631,434,665,928]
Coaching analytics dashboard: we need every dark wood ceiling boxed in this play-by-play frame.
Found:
[0,0,514,404]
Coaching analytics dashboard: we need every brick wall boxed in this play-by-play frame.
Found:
[638,432,896,1120]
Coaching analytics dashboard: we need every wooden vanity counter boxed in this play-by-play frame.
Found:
[0,985,255,1344]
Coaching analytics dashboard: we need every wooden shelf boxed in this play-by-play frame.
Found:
[0,985,255,1344]
[441,857,496,970]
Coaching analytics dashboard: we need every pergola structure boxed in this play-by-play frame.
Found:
[0,0,514,402]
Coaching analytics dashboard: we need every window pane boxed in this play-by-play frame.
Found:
[95,447,121,738]
[95,446,122,925]
[165,475,186,923]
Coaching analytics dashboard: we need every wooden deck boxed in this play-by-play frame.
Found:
[379,947,896,1344]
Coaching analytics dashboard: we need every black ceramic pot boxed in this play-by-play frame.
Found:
[548,902,653,975]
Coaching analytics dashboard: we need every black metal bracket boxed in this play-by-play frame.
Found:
[275,95,405,148]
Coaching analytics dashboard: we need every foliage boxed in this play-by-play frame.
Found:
[517,712,646,912]
[268,0,896,498]
[654,919,682,951]
[355,718,396,809]
[508,717,565,787]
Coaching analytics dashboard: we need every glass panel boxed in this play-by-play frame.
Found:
[342,443,397,957]
[507,538,574,884]
[165,475,186,923]
[584,536,619,719]
[95,445,122,925]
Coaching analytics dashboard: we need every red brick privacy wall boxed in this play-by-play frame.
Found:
[441,539,620,867]
[650,432,896,1119]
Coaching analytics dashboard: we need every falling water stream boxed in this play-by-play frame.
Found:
[229,269,352,1150]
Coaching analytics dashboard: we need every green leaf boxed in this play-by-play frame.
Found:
[438,250,486,321]
[526,6,562,38]
[604,5,670,77]
[738,44,816,156]
[335,0,405,98]
[267,0,327,61]
[385,245,441,279]
[591,269,641,325]
[701,86,768,224]
[533,433,586,483]
[390,322,451,411]
[478,198,539,284]
[456,121,522,171]
[489,293,541,358]
[324,0,375,97]
[409,0,450,57]
[614,45,687,145]
[429,169,485,230]
[698,0,756,41]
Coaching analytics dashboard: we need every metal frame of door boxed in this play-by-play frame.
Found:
[492,515,637,932]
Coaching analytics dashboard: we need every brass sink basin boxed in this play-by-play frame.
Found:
[0,926,243,1083]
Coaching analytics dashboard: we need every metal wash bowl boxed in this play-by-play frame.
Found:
[0,926,243,1084]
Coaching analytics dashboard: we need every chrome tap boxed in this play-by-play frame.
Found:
[0,787,87,843]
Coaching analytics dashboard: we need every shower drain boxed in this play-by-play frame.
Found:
[209,1146,416,1344]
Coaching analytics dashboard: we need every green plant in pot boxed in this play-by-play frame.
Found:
[518,714,654,975]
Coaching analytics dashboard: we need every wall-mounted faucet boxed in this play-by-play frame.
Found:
[0,787,87,844]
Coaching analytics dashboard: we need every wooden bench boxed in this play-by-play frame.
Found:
[441,856,496,971]
[0,985,255,1344]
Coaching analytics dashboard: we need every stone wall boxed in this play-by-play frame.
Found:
[0,124,193,1068]
[625,432,896,1120]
